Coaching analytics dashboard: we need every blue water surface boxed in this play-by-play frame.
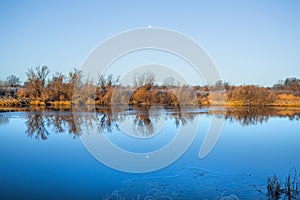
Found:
[0,108,299,199]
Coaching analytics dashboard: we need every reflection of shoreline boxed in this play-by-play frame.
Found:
[208,106,300,126]
[1,106,299,140]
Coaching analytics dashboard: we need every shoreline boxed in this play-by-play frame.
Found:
[1,101,300,111]
[1,99,300,108]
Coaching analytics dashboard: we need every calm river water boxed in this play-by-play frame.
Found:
[0,106,299,199]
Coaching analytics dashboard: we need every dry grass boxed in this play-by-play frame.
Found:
[272,94,300,107]
[85,98,95,105]
[1,89,300,108]
[49,101,72,106]
[0,98,24,107]
[225,101,244,106]
[29,100,46,106]
[207,92,227,105]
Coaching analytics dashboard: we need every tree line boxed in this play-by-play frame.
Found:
[0,65,300,107]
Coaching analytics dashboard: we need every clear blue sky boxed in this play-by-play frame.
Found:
[0,0,299,86]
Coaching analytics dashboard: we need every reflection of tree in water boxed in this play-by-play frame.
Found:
[132,105,154,136]
[131,105,198,136]
[26,112,50,140]
[96,106,121,133]
[19,106,300,140]
[45,112,79,137]
[25,111,82,140]
[0,113,9,125]
[225,108,270,126]
[24,107,122,140]
[209,107,300,126]
[170,108,198,127]
[94,105,197,136]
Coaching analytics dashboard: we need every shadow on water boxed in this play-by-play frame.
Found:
[0,106,300,140]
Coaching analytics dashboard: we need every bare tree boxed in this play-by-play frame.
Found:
[6,74,21,87]
[133,71,155,87]
[97,74,119,94]
[25,66,49,100]
[67,69,84,102]
[272,77,300,92]
[284,78,300,92]
[163,77,176,86]
[46,73,66,101]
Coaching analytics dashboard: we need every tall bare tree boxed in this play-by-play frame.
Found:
[67,69,84,103]
[25,66,49,100]
[133,71,155,87]
[97,74,119,94]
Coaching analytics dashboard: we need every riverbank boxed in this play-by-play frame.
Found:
[1,94,300,108]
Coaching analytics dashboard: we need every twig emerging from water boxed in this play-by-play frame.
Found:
[267,168,299,200]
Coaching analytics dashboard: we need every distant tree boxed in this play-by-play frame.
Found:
[273,80,283,90]
[25,66,49,100]
[6,74,21,87]
[0,80,6,97]
[67,69,85,103]
[97,74,119,94]
[173,85,197,105]
[94,74,119,104]
[228,85,275,106]
[133,71,155,87]
[163,77,176,86]
[284,78,300,92]
[272,78,300,92]
[46,73,66,101]
[211,80,230,91]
